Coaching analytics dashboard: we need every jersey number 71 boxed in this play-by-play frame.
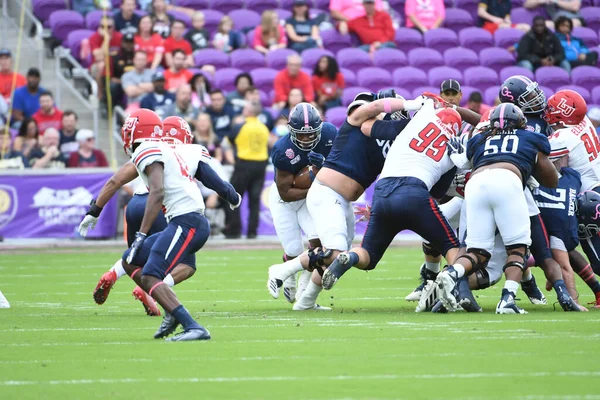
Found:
[408,122,448,162]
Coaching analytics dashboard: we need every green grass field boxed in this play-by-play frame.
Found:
[1,247,599,400]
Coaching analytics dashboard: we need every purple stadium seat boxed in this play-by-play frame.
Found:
[341,68,357,86]
[407,48,443,72]
[424,28,459,53]
[444,8,474,33]
[250,68,279,93]
[246,29,255,46]
[210,0,245,14]
[595,0,600,6]
[464,66,499,91]
[480,48,515,71]
[66,29,95,64]
[325,107,347,129]
[195,49,230,69]
[246,0,279,14]
[444,47,479,71]
[539,85,554,100]
[392,87,412,100]
[459,85,480,106]
[229,9,261,32]
[266,49,298,70]
[583,0,593,5]
[572,65,600,88]
[455,0,479,21]
[572,26,600,48]
[494,28,525,48]
[301,48,335,69]
[373,48,407,70]
[459,27,494,53]
[230,49,265,70]
[357,67,393,91]
[412,86,438,99]
[337,48,373,73]
[499,66,535,82]
[535,66,570,91]
[593,86,600,104]
[557,85,592,103]
[484,85,501,106]
[175,0,210,9]
[342,86,371,107]
[281,0,315,9]
[582,7,600,31]
[168,10,192,27]
[32,0,67,23]
[309,8,327,18]
[393,66,428,92]
[259,90,271,106]
[85,10,104,31]
[511,7,542,25]
[214,67,244,92]
[274,8,293,22]
[49,11,85,42]
[315,0,330,10]
[394,28,424,53]
[203,10,225,34]
[428,66,463,88]
[322,30,353,55]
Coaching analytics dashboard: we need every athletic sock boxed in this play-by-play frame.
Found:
[425,261,441,273]
[347,251,359,266]
[576,264,600,294]
[295,281,322,309]
[109,260,127,279]
[171,305,201,330]
[452,264,465,278]
[270,258,304,281]
[296,270,312,300]
[504,280,519,296]
[163,274,175,287]
[552,279,568,295]
[521,269,533,282]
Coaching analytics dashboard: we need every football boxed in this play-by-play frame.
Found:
[293,166,318,189]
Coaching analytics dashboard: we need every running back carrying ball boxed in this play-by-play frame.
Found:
[293,165,319,189]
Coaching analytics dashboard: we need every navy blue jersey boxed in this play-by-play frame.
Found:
[524,112,549,136]
[271,122,337,175]
[467,129,551,183]
[533,167,581,252]
[323,119,410,189]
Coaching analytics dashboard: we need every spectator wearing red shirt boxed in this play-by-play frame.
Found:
[164,49,194,92]
[0,48,26,102]
[348,0,396,52]
[67,129,109,168]
[253,10,288,55]
[273,54,313,109]
[32,92,64,135]
[311,55,345,110]
[163,19,194,68]
[134,15,165,69]
[89,16,123,57]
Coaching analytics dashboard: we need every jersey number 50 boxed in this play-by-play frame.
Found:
[408,123,447,162]
[483,135,519,156]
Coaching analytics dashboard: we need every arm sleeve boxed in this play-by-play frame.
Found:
[370,119,411,140]
[194,160,239,205]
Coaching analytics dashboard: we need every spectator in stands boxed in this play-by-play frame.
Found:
[12,68,45,127]
[439,79,462,106]
[279,88,304,118]
[207,90,236,141]
[0,95,6,125]
[121,51,154,105]
[467,91,491,115]
[330,0,384,35]
[312,55,344,111]
[106,33,136,107]
[67,129,109,168]
[159,84,199,126]
[164,50,194,91]
[0,48,25,102]
[194,113,225,162]
[213,16,244,53]
[478,0,529,34]
[190,72,212,109]
[114,0,140,36]
[12,118,39,159]
[245,87,274,131]
[228,73,254,114]
[224,101,270,239]
[90,16,123,59]
[273,54,314,109]
[32,92,63,135]
[254,10,288,55]
[555,16,598,68]
[272,115,289,137]
[140,71,175,113]
[150,0,175,38]
[163,20,194,68]
[588,107,600,135]
[0,127,28,169]
[405,0,445,33]
[525,0,582,27]
[349,0,396,52]
[517,16,570,72]
[72,0,105,16]
[185,12,211,53]
[134,15,165,69]
[29,128,67,169]
[59,110,80,157]
[285,0,322,53]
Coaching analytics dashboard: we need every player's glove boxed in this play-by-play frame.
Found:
[446,136,464,156]
[78,199,103,236]
[229,193,242,210]
[308,151,325,169]
[354,204,372,223]
[126,232,147,264]
[422,92,449,108]
[376,89,397,99]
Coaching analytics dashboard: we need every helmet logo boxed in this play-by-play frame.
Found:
[151,125,164,137]
[123,116,138,134]
[179,119,192,135]
[556,98,575,118]
[593,203,600,220]
[501,86,514,102]
[285,148,295,159]
[167,127,178,136]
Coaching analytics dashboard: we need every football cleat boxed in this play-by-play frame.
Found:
[295,270,311,302]
[0,290,9,309]
[405,263,439,301]
[557,291,581,312]
[416,280,440,312]
[321,252,352,290]
[435,267,459,311]
[93,270,117,305]
[496,289,528,314]
[431,300,448,313]
[267,276,283,299]
[457,277,482,312]
[154,310,180,339]
[166,327,211,342]
[282,275,297,304]
[292,303,331,311]
[521,275,547,305]
[132,286,161,316]
[592,292,600,309]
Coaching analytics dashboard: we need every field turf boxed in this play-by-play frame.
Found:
[0,247,598,400]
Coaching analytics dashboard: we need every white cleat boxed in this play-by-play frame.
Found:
[267,275,283,299]
[435,270,458,311]
[496,289,528,314]
[0,291,9,309]
[292,303,331,311]
[282,275,297,304]
[405,289,423,302]
[415,281,440,313]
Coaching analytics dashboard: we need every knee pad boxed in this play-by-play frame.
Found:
[503,244,529,272]
[308,247,333,271]
[422,242,442,257]
[283,240,304,259]
[463,247,492,271]
[474,269,491,289]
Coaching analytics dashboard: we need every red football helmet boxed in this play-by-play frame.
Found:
[544,90,587,126]
[436,107,462,137]
[121,109,163,156]
[480,107,494,124]
[162,116,194,145]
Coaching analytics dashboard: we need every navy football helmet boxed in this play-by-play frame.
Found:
[287,102,323,150]
[577,191,600,239]
[498,75,546,114]
[490,103,527,132]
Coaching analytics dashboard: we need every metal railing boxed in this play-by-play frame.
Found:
[113,105,126,145]
[2,0,44,70]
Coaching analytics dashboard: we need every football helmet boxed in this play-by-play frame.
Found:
[577,191,600,239]
[162,116,194,145]
[490,103,527,131]
[544,89,587,126]
[287,102,323,150]
[121,108,163,156]
[436,107,462,136]
[347,92,375,115]
[499,75,546,114]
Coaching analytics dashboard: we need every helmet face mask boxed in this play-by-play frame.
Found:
[121,109,164,156]
[289,125,321,150]
[577,191,600,239]
[499,76,546,115]
[288,102,323,151]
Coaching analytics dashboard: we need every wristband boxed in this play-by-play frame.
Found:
[87,199,103,218]
[383,98,392,114]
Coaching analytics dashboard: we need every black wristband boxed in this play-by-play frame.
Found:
[87,199,103,218]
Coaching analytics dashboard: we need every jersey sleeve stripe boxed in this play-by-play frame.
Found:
[135,153,161,167]
[133,148,161,165]
[549,149,569,157]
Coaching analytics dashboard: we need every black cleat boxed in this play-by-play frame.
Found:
[521,275,547,305]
